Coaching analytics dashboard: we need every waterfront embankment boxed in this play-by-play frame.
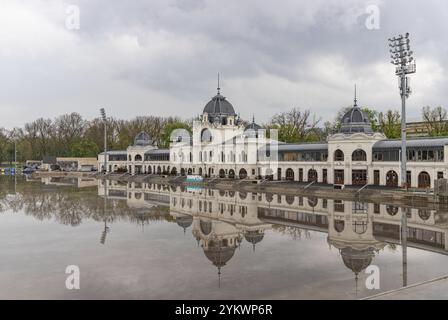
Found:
[30,171,448,211]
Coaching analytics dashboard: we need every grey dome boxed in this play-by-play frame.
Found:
[204,244,236,268]
[176,215,193,229]
[244,116,262,137]
[134,131,152,146]
[340,106,373,134]
[203,93,236,117]
[340,247,375,275]
[244,231,264,245]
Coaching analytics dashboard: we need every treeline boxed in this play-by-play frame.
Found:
[0,113,191,163]
[1,105,447,163]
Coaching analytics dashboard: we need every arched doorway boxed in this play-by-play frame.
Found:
[239,168,248,179]
[187,168,193,175]
[228,169,235,179]
[219,169,225,178]
[386,170,398,187]
[285,168,294,181]
[148,166,152,174]
[157,166,161,174]
[308,169,318,182]
[180,168,186,176]
[198,168,203,176]
[418,171,431,188]
[171,167,177,175]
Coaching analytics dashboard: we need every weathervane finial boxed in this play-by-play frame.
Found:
[354,84,358,107]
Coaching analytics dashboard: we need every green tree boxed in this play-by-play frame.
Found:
[68,139,100,157]
[378,110,401,138]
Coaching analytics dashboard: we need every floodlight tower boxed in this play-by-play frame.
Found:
[388,33,416,188]
[100,108,107,173]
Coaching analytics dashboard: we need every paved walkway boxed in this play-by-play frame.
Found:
[363,275,448,300]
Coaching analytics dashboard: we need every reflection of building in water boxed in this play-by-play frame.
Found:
[40,177,98,188]
[101,180,448,283]
[169,187,272,280]
[97,179,172,230]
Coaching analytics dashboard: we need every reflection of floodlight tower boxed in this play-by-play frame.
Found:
[100,108,107,173]
[388,33,416,188]
[100,220,110,245]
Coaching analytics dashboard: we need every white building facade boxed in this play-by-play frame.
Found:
[98,88,448,189]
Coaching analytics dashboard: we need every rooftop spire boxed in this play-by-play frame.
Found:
[354,84,358,107]
[252,114,255,124]
[217,73,221,95]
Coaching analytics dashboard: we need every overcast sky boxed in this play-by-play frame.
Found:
[0,0,447,129]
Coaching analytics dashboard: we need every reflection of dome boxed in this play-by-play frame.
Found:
[204,244,236,268]
[340,247,375,275]
[203,93,236,117]
[244,231,264,245]
[176,214,193,230]
[134,131,152,146]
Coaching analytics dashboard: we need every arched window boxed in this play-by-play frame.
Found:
[239,168,248,179]
[308,197,318,207]
[386,170,398,187]
[418,209,431,221]
[352,149,367,161]
[187,168,193,175]
[170,167,177,175]
[308,169,318,182]
[228,169,235,179]
[334,149,344,161]
[352,220,368,234]
[219,169,226,178]
[201,128,212,142]
[386,205,399,216]
[285,195,295,205]
[418,171,431,188]
[200,221,212,235]
[199,168,203,176]
[334,220,345,233]
[239,192,247,200]
[285,168,294,181]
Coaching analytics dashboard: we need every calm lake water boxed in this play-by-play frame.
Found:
[0,175,447,299]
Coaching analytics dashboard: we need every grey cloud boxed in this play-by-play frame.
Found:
[0,0,447,128]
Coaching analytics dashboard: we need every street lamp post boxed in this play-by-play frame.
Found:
[100,108,107,173]
[388,33,416,188]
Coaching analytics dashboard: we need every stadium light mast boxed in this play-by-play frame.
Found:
[100,108,107,173]
[388,33,416,188]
